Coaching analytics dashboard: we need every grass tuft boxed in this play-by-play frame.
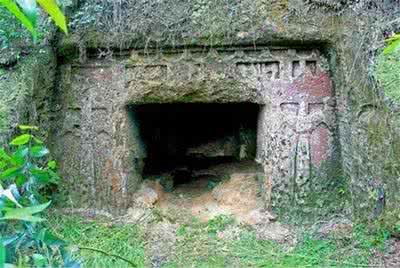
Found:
[47,213,145,267]
[47,212,390,268]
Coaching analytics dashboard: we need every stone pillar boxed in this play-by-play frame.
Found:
[260,57,338,214]
[53,63,145,212]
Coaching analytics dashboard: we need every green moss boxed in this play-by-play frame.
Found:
[0,49,54,144]
[0,106,8,132]
[376,49,400,104]
[273,161,350,224]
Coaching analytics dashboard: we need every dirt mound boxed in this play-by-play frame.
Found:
[140,172,275,225]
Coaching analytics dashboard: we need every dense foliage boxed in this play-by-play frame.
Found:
[0,0,67,42]
[0,126,78,267]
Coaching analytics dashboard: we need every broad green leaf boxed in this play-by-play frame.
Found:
[1,234,20,247]
[0,242,5,268]
[30,168,50,184]
[0,161,7,170]
[17,0,37,27]
[384,34,400,55]
[384,38,400,55]
[0,149,11,162]
[0,0,37,39]
[47,160,56,169]
[24,201,52,214]
[33,137,44,144]
[2,213,44,222]
[30,145,49,158]
[32,254,47,267]
[35,228,65,246]
[385,33,400,43]
[37,0,68,34]
[18,125,39,131]
[11,146,28,166]
[0,188,22,207]
[1,201,51,222]
[15,175,27,187]
[0,167,21,179]
[10,134,31,146]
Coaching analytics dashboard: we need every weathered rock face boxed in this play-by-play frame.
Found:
[0,0,395,221]
[0,49,56,145]
[52,47,339,214]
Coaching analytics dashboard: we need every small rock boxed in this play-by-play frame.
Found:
[317,219,353,239]
[133,180,164,207]
[254,222,293,243]
[243,208,277,225]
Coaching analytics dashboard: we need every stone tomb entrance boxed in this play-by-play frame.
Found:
[130,103,265,221]
[53,47,338,216]
[133,103,260,187]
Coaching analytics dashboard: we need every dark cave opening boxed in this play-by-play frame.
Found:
[131,103,260,188]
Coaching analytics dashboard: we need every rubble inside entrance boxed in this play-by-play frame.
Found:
[131,103,270,223]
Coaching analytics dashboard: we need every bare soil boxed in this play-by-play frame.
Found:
[145,160,272,225]
[371,239,400,267]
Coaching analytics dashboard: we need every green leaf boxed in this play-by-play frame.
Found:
[32,254,47,267]
[0,188,22,207]
[33,137,44,144]
[11,146,28,166]
[0,149,11,162]
[384,38,400,55]
[30,146,49,158]
[1,201,51,222]
[0,161,7,170]
[16,0,37,27]
[384,34,400,55]
[47,160,56,170]
[15,175,27,187]
[36,228,65,246]
[18,125,39,131]
[37,0,68,34]
[0,167,22,180]
[10,134,31,146]
[0,0,37,40]
[0,242,5,268]
[2,213,44,222]
[30,168,50,184]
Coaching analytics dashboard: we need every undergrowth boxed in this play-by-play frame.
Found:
[47,211,392,268]
[47,213,145,267]
[232,226,386,268]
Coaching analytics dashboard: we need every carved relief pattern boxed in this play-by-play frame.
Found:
[55,48,337,211]
[259,57,336,208]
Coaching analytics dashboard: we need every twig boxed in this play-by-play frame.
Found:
[78,246,136,267]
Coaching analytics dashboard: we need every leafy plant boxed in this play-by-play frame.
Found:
[0,125,79,267]
[0,0,68,41]
[384,33,400,55]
